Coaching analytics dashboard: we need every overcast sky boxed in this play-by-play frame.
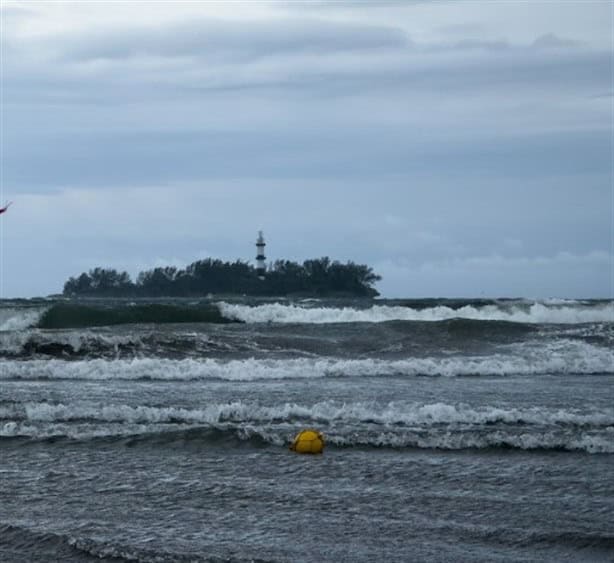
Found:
[0,0,611,298]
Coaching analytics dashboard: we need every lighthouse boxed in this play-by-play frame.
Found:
[255,231,266,280]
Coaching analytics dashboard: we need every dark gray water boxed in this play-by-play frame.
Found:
[1,298,613,562]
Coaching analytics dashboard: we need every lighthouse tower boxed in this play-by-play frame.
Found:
[255,231,266,280]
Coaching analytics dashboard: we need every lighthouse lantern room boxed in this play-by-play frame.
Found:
[255,231,266,280]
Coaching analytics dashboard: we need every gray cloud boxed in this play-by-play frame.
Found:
[49,18,410,63]
[2,1,605,110]
[532,33,586,49]
[4,125,610,189]
[1,2,610,298]
[4,25,608,154]
[9,26,612,141]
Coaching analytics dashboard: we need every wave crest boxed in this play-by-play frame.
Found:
[1,340,610,381]
[0,307,47,331]
[3,400,612,427]
[217,301,614,324]
[2,400,613,454]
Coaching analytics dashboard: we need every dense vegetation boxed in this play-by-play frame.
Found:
[63,257,381,297]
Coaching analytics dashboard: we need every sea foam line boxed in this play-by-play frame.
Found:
[217,301,614,324]
[327,429,614,454]
[2,401,613,454]
[0,341,611,381]
[3,400,613,428]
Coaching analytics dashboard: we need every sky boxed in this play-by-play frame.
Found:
[0,0,612,298]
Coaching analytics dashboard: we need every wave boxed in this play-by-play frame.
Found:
[1,340,610,381]
[0,523,219,563]
[0,329,246,360]
[1,321,608,362]
[0,318,538,360]
[1,300,611,331]
[3,400,613,427]
[0,329,150,358]
[3,423,611,454]
[36,303,234,329]
[2,320,608,362]
[2,400,612,454]
[217,301,614,324]
[0,307,47,331]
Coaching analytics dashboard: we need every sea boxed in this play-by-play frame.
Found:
[1,297,613,562]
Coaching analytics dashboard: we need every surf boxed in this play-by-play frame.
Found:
[217,300,614,324]
[3,400,613,454]
[1,339,610,381]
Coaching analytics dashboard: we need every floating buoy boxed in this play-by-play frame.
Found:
[290,428,325,454]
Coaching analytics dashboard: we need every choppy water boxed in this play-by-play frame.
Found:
[1,297,613,562]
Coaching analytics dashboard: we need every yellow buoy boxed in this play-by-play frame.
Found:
[290,428,325,454]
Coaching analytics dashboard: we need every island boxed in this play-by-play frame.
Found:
[62,257,381,298]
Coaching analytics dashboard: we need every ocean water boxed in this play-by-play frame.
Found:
[1,297,613,562]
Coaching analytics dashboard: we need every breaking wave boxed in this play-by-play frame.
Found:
[1,300,611,330]
[0,329,148,358]
[0,307,47,331]
[1,339,610,381]
[0,328,251,360]
[2,400,612,454]
[217,301,614,324]
[3,400,613,427]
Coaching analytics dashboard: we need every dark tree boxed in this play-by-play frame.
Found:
[63,257,380,297]
[64,269,134,296]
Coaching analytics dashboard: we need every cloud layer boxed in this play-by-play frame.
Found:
[0,1,611,297]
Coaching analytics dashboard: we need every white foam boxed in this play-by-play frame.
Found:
[0,308,47,331]
[327,429,614,454]
[0,421,154,441]
[217,301,614,324]
[0,330,35,353]
[6,400,613,427]
[542,298,581,305]
[1,339,609,381]
[0,329,147,355]
[3,400,613,453]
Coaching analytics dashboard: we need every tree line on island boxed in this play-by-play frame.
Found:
[63,257,381,297]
